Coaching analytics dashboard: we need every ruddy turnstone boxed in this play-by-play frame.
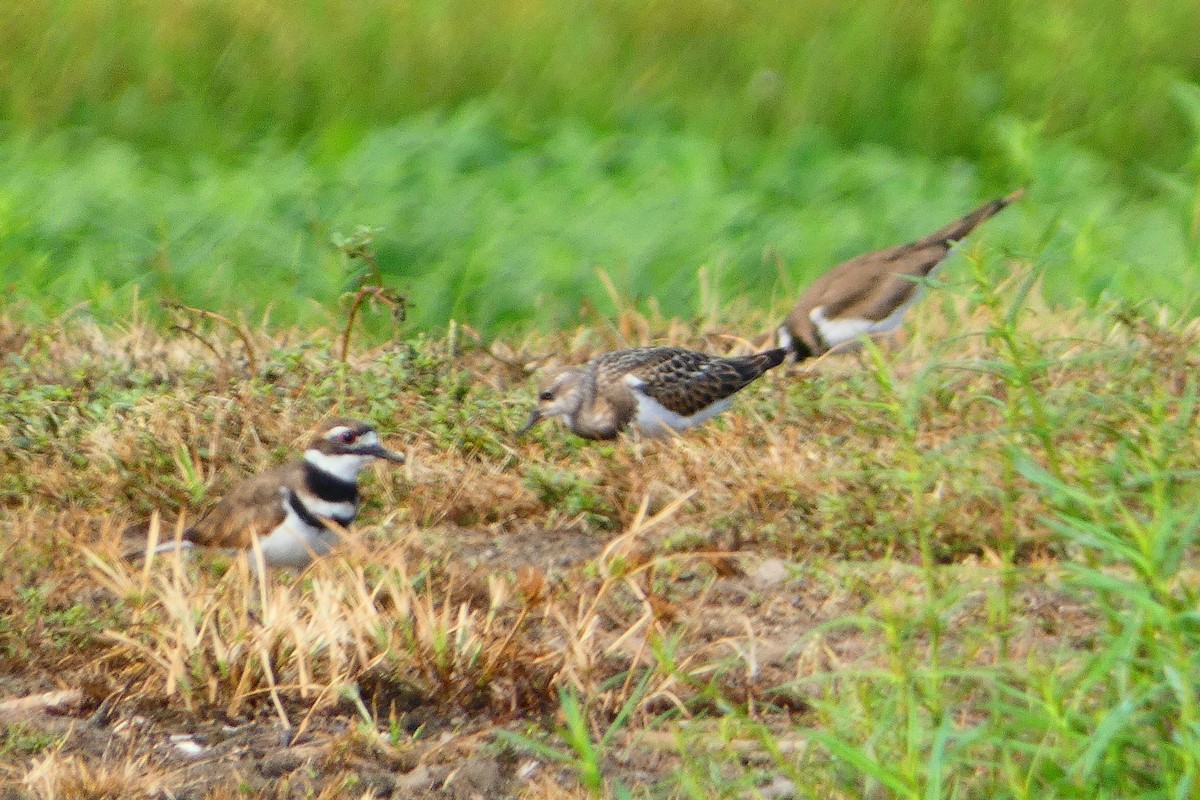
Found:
[519,346,787,440]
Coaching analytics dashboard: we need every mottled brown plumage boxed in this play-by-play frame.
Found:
[778,189,1024,359]
[596,347,786,417]
[520,346,786,440]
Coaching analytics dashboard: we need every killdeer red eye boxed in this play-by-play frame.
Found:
[538,390,554,401]
[339,430,358,444]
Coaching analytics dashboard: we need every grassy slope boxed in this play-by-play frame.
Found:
[3,2,1200,795]
[3,102,1199,332]
[2,272,1199,796]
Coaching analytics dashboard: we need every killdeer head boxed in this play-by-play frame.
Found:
[776,189,1024,360]
[520,346,787,440]
[164,418,404,570]
[303,419,406,483]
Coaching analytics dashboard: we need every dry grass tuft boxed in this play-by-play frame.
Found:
[20,746,170,800]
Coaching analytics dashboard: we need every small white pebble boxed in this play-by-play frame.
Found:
[172,738,205,759]
[750,558,791,590]
[516,760,541,780]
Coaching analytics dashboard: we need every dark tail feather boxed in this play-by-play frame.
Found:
[760,347,787,370]
[919,188,1025,248]
[787,337,815,362]
[775,323,818,362]
[739,347,788,379]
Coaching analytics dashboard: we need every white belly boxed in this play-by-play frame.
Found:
[256,512,340,569]
[630,390,733,437]
[810,293,918,349]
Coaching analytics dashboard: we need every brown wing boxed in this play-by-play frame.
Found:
[805,253,898,320]
[788,190,1023,327]
[604,347,784,418]
[183,462,299,549]
[816,246,935,321]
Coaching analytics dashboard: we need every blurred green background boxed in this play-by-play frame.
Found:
[2,0,1199,332]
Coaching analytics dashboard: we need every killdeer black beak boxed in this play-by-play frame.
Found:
[364,444,406,463]
[517,408,541,437]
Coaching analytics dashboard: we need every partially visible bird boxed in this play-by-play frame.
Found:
[519,346,787,440]
[150,417,404,570]
[777,189,1025,360]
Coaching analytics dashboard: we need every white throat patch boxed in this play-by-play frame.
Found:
[304,449,371,482]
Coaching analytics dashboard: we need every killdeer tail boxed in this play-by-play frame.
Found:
[120,536,197,562]
[149,539,197,556]
[118,519,193,561]
[924,188,1026,247]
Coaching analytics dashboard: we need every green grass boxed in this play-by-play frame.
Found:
[4,3,1200,796]
[0,724,61,758]
[3,0,1200,332]
[3,0,1200,171]
[3,97,1199,333]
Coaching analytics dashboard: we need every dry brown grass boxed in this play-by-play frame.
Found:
[2,270,1198,796]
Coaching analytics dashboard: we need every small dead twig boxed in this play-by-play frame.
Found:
[162,301,259,375]
[341,286,408,362]
[0,689,84,722]
[333,226,408,362]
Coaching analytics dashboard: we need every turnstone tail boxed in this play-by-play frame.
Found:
[520,346,787,440]
[777,189,1024,360]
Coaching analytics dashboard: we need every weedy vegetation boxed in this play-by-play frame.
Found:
[4,102,1200,333]
[2,251,1199,796]
[5,0,1200,169]
[3,2,1200,795]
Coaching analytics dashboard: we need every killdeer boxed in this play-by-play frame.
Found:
[157,418,404,570]
[519,346,787,440]
[776,189,1024,359]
